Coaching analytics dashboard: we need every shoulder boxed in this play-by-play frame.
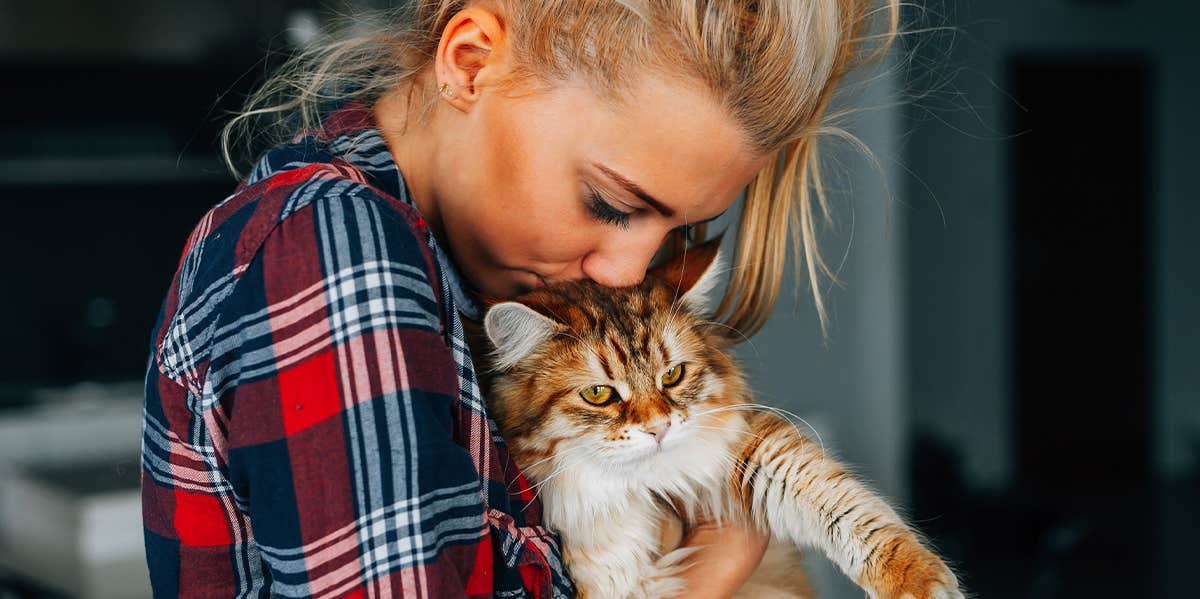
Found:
[153,153,445,394]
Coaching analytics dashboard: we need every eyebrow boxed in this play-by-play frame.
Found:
[593,162,676,218]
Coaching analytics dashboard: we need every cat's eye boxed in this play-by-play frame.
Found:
[580,384,619,405]
[661,364,685,387]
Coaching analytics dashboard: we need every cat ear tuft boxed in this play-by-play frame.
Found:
[648,235,725,315]
[483,302,560,370]
[682,250,724,314]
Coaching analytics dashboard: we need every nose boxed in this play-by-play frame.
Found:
[641,420,671,445]
[580,228,665,287]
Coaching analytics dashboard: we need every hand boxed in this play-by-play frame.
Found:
[664,516,770,599]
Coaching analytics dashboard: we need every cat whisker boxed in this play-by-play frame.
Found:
[510,443,595,493]
[692,319,761,360]
[688,425,775,479]
[517,457,579,496]
[516,441,590,473]
[524,449,596,504]
[660,222,692,340]
[700,257,771,279]
[690,424,774,444]
[686,435,755,484]
[659,255,770,332]
[691,403,826,454]
[658,253,777,343]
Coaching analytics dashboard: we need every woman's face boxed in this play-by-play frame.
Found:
[428,73,769,301]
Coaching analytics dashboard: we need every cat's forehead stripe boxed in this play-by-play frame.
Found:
[597,349,613,380]
[664,326,681,364]
[609,333,629,367]
[527,282,702,379]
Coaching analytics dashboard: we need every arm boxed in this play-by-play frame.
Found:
[226,192,489,596]
[145,190,488,597]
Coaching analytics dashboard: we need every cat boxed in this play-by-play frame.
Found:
[468,239,963,599]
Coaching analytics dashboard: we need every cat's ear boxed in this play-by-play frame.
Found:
[648,235,725,314]
[483,302,561,370]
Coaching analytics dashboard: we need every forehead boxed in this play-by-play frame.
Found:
[559,74,767,218]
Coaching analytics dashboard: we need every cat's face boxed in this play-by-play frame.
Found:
[481,241,748,474]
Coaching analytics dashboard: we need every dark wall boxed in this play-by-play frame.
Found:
[0,0,312,399]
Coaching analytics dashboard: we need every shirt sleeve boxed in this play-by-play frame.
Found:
[144,189,489,597]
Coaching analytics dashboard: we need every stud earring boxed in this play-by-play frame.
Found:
[439,83,454,97]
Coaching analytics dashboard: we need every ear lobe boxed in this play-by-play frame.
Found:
[483,302,560,370]
[648,235,725,315]
[435,7,509,109]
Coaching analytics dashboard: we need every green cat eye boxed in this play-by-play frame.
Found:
[580,384,619,405]
[661,363,685,387]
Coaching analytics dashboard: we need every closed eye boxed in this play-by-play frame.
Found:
[585,185,632,228]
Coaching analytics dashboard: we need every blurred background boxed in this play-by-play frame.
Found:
[0,0,1195,597]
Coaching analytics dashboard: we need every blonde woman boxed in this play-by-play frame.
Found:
[142,1,901,597]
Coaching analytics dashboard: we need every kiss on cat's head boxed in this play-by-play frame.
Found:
[469,239,964,599]
[480,238,743,466]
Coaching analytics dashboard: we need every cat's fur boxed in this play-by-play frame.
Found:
[468,240,963,599]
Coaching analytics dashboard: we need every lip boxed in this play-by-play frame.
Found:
[514,270,549,295]
[528,271,550,289]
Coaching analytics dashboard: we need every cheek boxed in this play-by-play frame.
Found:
[472,98,600,264]
[465,198,589,270]
[463,177,598,271]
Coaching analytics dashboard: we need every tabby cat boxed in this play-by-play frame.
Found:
[469,239,963,599]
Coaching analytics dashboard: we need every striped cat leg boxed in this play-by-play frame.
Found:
[734,413,964,599]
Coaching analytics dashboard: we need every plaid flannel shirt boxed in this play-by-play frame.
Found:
[141,102,575,598]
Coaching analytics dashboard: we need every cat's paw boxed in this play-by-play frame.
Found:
[862,540,964,599]
[894,574,964,599]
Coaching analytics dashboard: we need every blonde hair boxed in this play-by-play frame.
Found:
[221,0,904,339]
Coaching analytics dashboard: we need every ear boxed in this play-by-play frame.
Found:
[648,235,725,315]
[434,6,510,111]
[483,302,560,370]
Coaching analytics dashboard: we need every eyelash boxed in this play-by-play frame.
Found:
[586,187,632,229]
[584,185,704,240]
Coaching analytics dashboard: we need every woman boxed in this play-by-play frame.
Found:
[141,1,900,597]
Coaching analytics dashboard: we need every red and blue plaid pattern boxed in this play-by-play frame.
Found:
[141,102,574,598]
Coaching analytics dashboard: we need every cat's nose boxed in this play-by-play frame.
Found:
[643,422,671,445]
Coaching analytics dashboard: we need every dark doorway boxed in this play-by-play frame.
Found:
[1010,55,1152,491]
[1008,54,1154,597]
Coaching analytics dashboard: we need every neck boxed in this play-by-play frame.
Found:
[373,83,447,242]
